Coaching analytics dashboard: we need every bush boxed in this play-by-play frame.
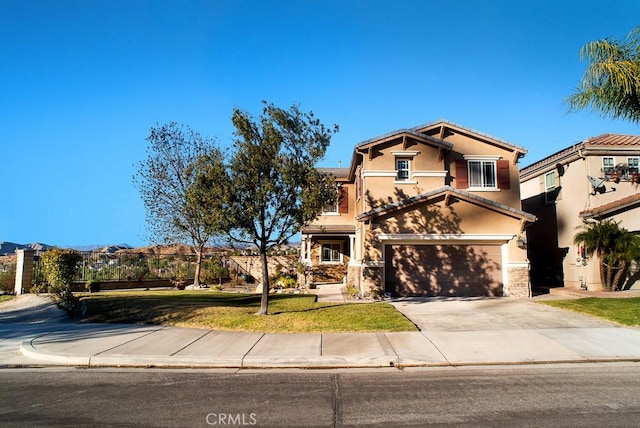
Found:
[346,283,359,298]
[85,280,101,293]
[272,274,297,289]
[41,248,83,316]
[0,269,15,293]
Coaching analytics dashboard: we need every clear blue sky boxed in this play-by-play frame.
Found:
[2,0,639,248]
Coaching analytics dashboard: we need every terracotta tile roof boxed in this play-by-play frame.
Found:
[584,134,640,147]
[579,192,640,219]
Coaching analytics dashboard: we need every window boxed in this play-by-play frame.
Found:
[396,158,410,181]
[628,157,639,175]
[322,186,348,214]
[321,243,341,263]
[456,158,509,190]
[603,157,615,176]
[468,160,496,188]
[545,171,556,204]
[322,201,338,214]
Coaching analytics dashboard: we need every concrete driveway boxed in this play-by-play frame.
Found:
[389,297,616,331]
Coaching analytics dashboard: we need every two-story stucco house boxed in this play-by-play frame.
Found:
[300,120,536,298]
[520,134,640,292]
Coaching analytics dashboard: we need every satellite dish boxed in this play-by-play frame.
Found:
[587,175,606,195]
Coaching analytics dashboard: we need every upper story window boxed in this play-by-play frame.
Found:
[322,200,338,214]
[544,171,556,204]
[321,186,349,215]
[396,158,410,181]
[455,157,510,190]
[628,157,639,175]
[603,157,615,176]
[468,160,496,188]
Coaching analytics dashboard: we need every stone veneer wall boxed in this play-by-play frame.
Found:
[362,266,384,296]
[504,266,531,298]
[14,249,34,294]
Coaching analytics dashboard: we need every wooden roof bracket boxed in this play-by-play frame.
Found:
[519,218,528,233]
[402,134,408,150]
[444,192,452,207]
[438,124,446,140]
[512,151,520,165]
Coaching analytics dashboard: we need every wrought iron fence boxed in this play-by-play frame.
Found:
[32,251,230,284]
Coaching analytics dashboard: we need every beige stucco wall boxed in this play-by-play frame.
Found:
[311,182,357,227]
[521,149,640,290]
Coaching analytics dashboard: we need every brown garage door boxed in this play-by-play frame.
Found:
[384,244,503,297]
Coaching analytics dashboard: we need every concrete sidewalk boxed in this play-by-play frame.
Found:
[3,294,640,369]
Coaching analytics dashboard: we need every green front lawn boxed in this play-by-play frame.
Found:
[0,295,15,303]
[80,290,417,333]
[538,297,640,326]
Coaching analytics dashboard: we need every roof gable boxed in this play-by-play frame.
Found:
[356,186,536,223]
[355,129,453,152]
[413,119,527,155]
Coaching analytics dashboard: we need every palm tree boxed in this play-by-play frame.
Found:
[574,219,640,291]
[566,26,640,123]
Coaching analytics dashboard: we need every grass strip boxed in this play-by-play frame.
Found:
[0,295,15,303]
[80,290,417,333]
[538,297,640,326]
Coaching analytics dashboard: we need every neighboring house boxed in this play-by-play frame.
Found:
[520,134,640,292]
[300,120,535,298]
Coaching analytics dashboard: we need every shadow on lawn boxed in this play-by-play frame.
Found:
[80,292,337,323]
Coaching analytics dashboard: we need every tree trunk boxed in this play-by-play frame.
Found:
[605,263,613,292]
[256,250,270,315]
[612,260,628,292]
[599,261,607,291]
[193,246,203,288]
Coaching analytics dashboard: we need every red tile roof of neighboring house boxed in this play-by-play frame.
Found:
[520,134,640,178]
[584,134,640,146]
[579,192,640,219]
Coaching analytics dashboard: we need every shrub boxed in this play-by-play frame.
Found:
[346,283,359,298]
[85,280,101,293]
[40,248,83,316]
[0,269,15,293]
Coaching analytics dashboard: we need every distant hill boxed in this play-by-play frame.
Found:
[0,242,54,256]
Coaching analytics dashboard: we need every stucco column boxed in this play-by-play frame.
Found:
[305,235,312,263]
[14,249,35,295]
[348,235,356,264]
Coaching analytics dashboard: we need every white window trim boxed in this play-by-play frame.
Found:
[463,155,500,161]
[362,171,397,177]
[391,150,419,156]
[320,241,343,264]
[376,233,515,244]
[395,158,411,182]
[467,159,498,190]
[412,170,447,177]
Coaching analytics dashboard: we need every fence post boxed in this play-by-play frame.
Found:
[14,249,35,295]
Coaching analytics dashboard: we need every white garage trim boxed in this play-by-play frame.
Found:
[502,243,509,288]
[377,233,515,244]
